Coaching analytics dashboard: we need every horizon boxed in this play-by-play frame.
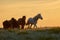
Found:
[0,0,60,28]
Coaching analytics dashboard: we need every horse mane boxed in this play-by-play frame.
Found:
[33,14,41,21]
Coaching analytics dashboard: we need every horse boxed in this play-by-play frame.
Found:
[26,14,43,29]
[9,18,20,29]
[18,16,26,29]
[3,18,20,29]
[3,20,11,29]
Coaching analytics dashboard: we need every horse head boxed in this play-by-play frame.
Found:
[37,13,43,20]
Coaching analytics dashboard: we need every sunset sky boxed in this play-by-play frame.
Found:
[0,0,60,28]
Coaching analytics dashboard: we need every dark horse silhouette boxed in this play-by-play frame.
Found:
[3,18,19,29]
[3,16,26,29]
[3,20,11,29]
[9,18,19,29]
[18,16,26,29]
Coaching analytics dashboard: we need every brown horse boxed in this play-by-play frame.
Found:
[18,16,26,29]
[3,18,20,29]
[9,18,20,29]
[3,20,11,29]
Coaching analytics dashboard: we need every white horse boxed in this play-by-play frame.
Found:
[26,13,43,29]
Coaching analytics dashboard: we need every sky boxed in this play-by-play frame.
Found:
[0,0,60,28]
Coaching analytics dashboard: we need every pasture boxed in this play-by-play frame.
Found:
[0,27,60,40]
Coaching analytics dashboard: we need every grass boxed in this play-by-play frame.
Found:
[0,27,60,40]
[17,31,29,35]
[47,27,60,34]
[38,36,57,40]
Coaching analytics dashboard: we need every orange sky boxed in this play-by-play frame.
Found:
[0,0,60,28]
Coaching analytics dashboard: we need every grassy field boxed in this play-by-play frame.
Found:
[0,27,60,40]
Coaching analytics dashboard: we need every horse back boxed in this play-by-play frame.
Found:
[27,18,34,24]
[3,20,11,29]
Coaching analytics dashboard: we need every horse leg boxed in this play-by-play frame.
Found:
[28,24,32,29]
[35,24,37,28]
[28,24,30,29]
[30,24,32,29]
[34,24,37,28]
[21,25,24,29]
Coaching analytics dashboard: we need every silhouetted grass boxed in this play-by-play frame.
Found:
[47,27,60,34]
[38,36,57,40]
[0,27,60,40]
[17,31,29,35]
